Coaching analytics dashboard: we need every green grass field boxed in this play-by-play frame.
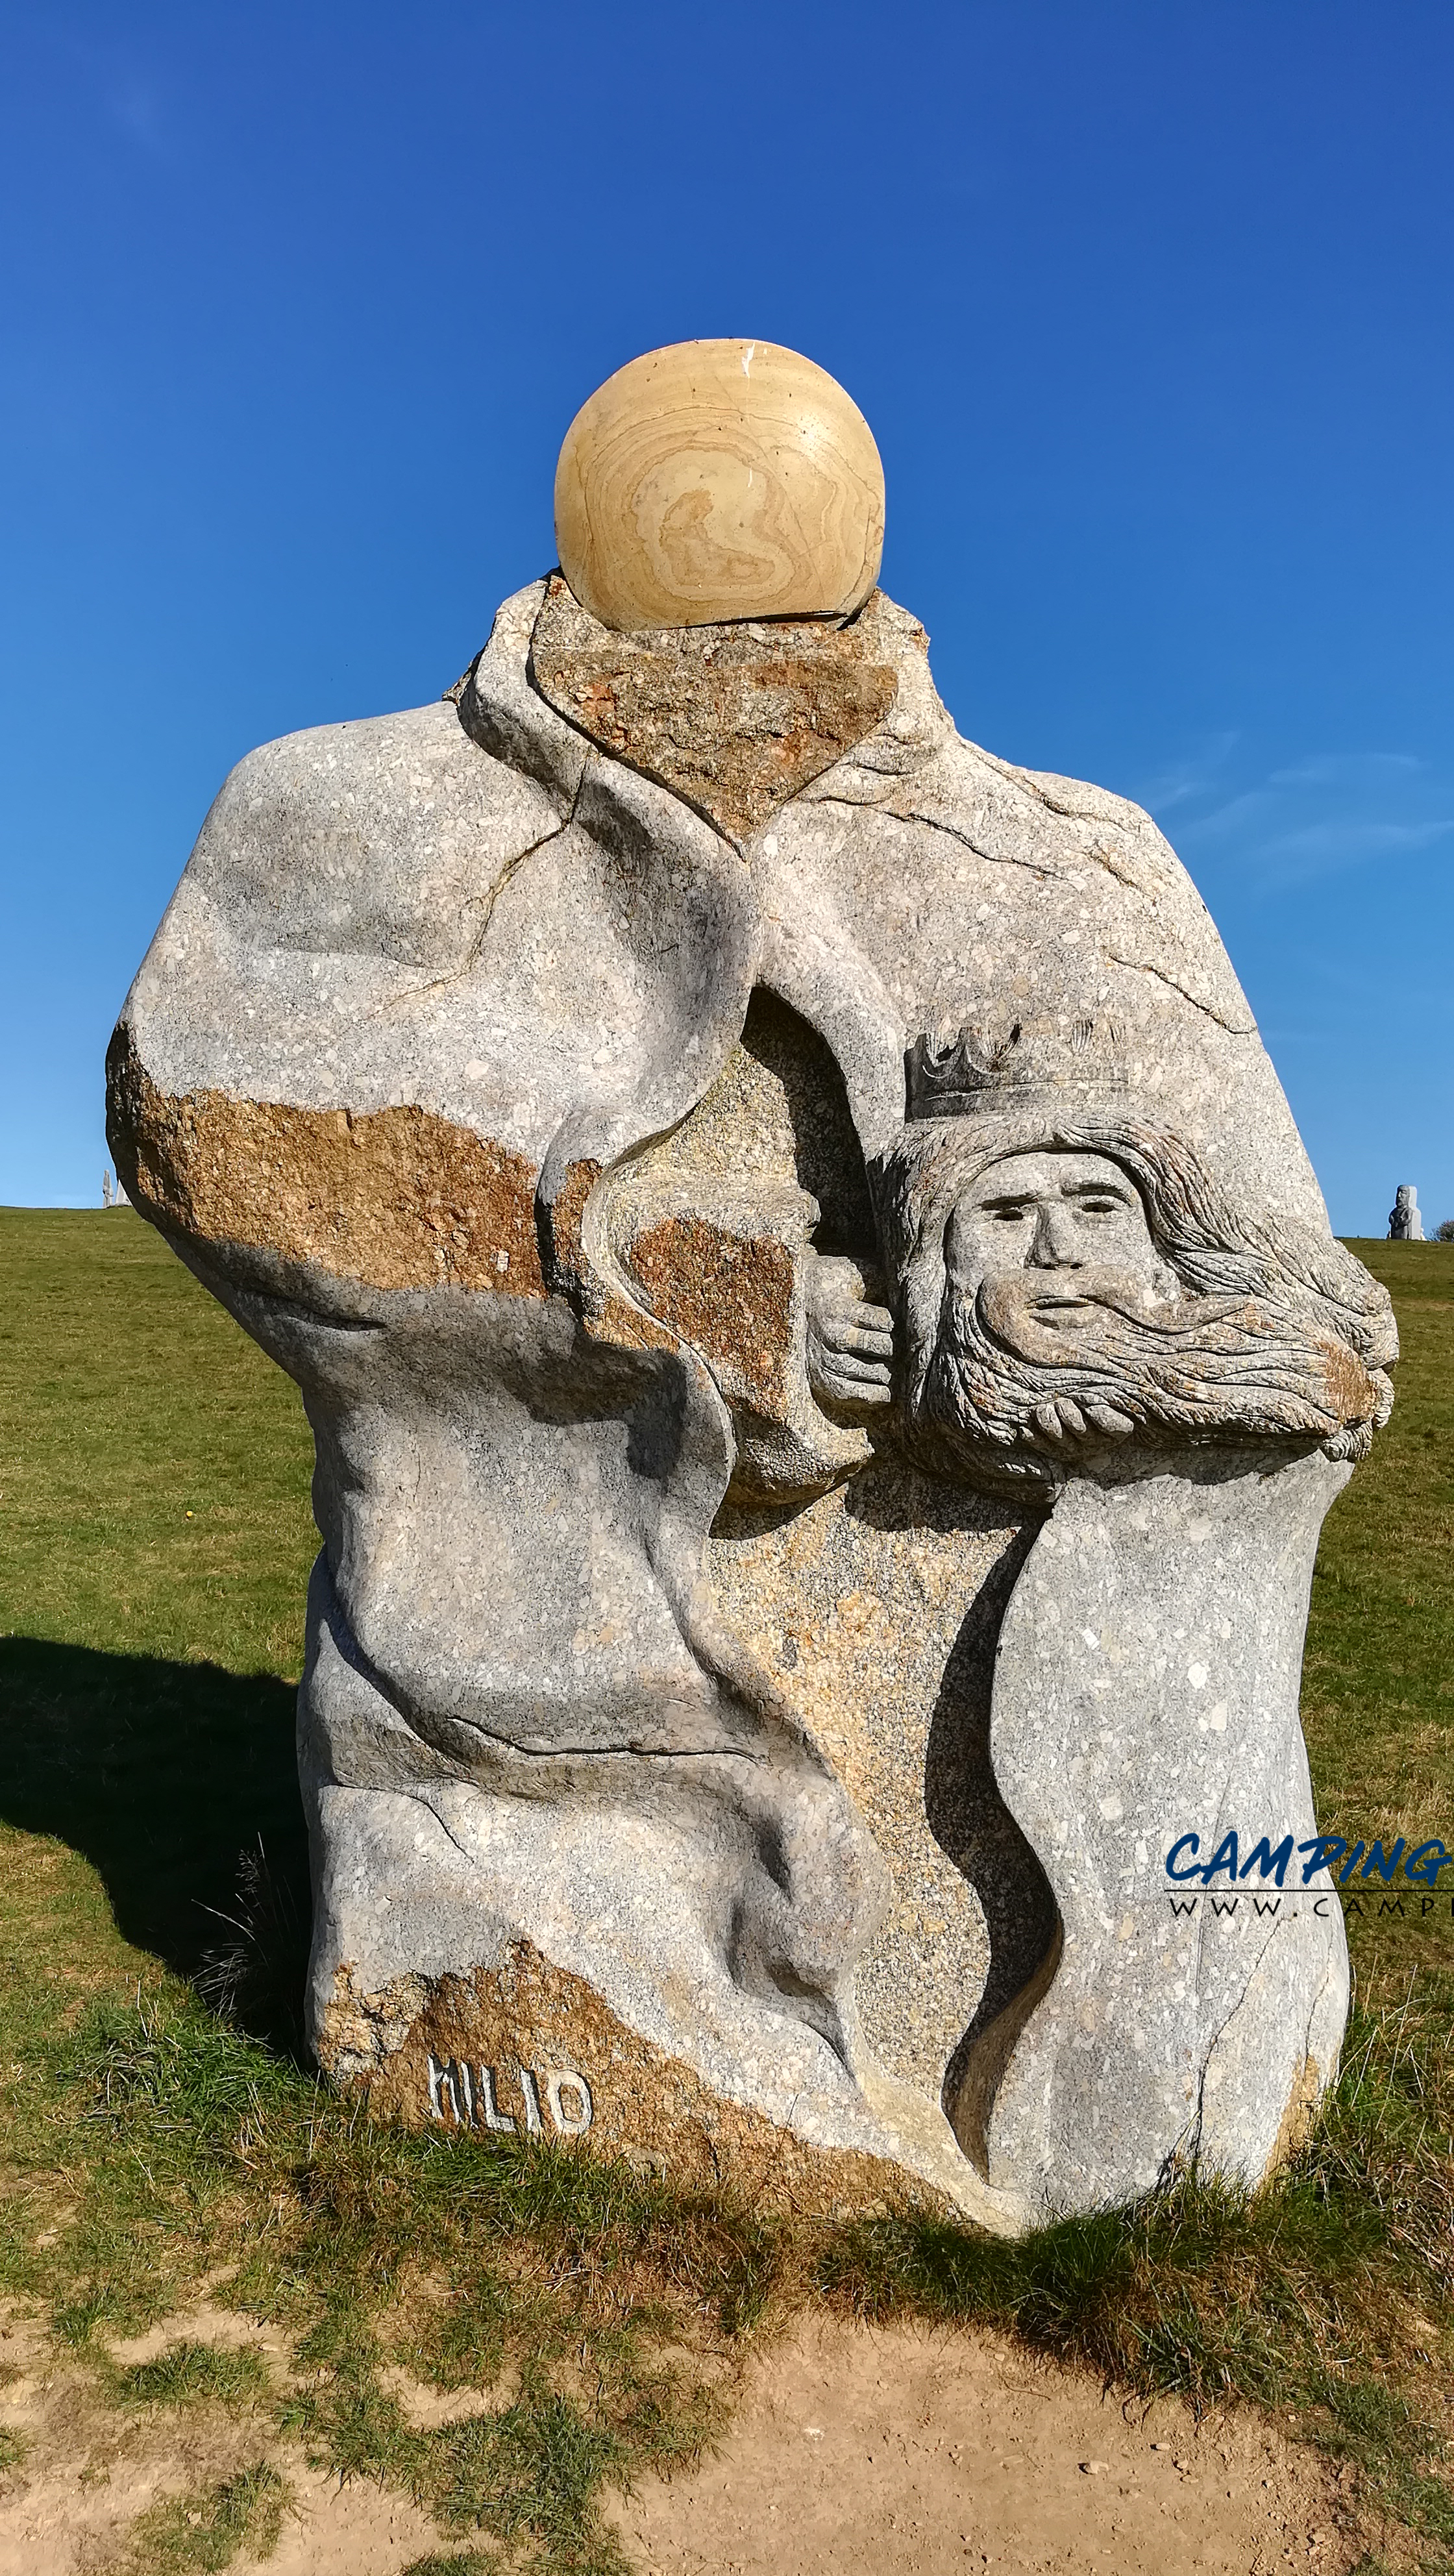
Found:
[2,1209,1453,2573]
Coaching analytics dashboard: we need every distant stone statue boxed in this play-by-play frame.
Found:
[1388,1184,1424,1241]
[107,341,1396,2231]
[101,1170,113,1208]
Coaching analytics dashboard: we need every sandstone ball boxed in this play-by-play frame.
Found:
[554,339,885,632]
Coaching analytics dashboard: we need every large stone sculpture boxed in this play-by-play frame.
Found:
[108,341,1396,2231]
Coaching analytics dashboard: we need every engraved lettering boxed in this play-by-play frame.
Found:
[426,2052,460,2124]
[432,2055,593,2137]
[545,2069,593,2135]
[477,2066,517,2133]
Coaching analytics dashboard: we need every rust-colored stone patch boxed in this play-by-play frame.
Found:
[1313,1334,1381,1428]
[537,1152,683,1356]
[529,573,899,841]
[626,1214,797,1412]
[1268,2051,1324,2175]
[106,1026,547,1296]
[324,1940,940,2218]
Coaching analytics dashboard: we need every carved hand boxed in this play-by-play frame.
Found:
[806,1252,894,1415]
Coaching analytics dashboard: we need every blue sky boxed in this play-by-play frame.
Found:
[2,1,1450,1232]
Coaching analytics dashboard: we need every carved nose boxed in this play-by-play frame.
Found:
[1027,1206,1081,1268]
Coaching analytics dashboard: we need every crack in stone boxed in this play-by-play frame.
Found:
[809,797,1060,878]
[1103,950,1255,1035]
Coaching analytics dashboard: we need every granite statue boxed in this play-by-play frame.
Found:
[1388,1183,1424,1241]
[108,340,1396,2230]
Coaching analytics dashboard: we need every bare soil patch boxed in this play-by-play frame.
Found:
[606,2317,1365,2576]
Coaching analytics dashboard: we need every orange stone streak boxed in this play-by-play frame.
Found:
[105,1025,548,1296]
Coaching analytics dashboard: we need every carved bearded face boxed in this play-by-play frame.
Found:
[878,1121,1393,1489]
[942,1150,1178,1367]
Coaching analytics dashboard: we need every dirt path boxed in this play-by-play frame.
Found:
[0,2306,1368,2574]
[606,2319,1364,2576]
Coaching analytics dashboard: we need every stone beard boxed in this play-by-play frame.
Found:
[879,1109,1396,1491]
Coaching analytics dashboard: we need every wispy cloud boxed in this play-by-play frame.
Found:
[1268,754,1423,790]
[1139,745,1454,891]
[1132,734,1240,816]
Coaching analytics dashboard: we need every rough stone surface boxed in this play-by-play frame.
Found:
[972,1453,1350,2201]
[530,573,901,839]
[108,561,1396,2231]
[107,1030,547,1296]
[707,1470,1037,2100]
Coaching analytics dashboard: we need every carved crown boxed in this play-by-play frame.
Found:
[904,1017,1130,1121]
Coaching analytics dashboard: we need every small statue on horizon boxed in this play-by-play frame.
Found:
[1388,1183,1425,1241]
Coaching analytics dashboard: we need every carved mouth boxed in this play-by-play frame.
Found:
[976,1272,1142,1363]
[1017,1292,1100,1332]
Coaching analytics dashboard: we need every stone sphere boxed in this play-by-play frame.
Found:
[554,340,885,632]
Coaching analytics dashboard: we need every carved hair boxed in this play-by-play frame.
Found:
[874,1111,1396,1490]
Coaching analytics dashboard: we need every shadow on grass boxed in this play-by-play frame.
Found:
[0,1637,310,2050]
